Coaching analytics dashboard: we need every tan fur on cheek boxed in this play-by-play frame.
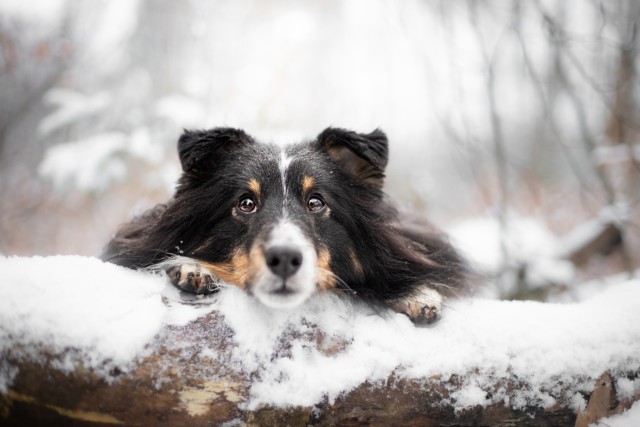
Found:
[200,249,250,289]
[316,248,336,290]
[244,244,265,290]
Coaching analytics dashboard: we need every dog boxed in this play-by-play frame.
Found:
[102,127,466,324]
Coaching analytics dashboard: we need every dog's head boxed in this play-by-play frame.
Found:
[172,127,388,308]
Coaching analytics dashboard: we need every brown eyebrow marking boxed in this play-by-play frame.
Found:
[248,178,261,195]
[302,175,314,193]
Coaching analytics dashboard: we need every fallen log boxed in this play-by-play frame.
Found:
[0,313,593,427]
[1,256,640,426]
[3,311,640,427]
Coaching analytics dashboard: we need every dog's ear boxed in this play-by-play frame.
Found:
[178,127,254,173]
[315,127,388,188]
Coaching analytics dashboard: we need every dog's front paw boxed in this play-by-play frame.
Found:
[392,287,443,325]
[168,263,220,294]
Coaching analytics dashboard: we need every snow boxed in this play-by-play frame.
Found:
[560,205,629,257]
[448,215,575,294]
[591,401,640,427]
[39,89,112,137]
[0,0,67,24]
[617,377,640,401]
[0,257,164,368]
[38,129,177,194]
[154,94,207,127]
[551,270,640,304]
[86,0,140,59]
[593,143,640,166]
[0,256,214,387]
[216,281,640,410]
[38,133,129,193]
[1,255,640,414]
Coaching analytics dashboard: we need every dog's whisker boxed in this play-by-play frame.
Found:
[210,282,233,289]
[317,268,357,295]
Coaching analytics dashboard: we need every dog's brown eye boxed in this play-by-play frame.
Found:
[238,197,257,214]
[307,196,325,212]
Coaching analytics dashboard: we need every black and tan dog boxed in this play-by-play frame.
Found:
[102,127,465,324]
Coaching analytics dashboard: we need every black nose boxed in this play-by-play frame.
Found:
[265,246,303,280]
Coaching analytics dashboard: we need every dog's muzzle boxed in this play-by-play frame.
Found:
[251,222,317,308]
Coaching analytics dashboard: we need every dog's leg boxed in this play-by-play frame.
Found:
[167,262,220,294]
[390,286,443,325]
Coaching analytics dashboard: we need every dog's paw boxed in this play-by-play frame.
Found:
[392,287,443,325]
[168,263,220,294]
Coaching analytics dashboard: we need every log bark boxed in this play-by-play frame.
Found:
[1,312,636,427]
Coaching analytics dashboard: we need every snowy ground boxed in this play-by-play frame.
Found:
[1,255,640,417]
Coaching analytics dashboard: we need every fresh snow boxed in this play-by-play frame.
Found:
[0,257,162,374]
[591,401,640,427]
[0,256,212,390]
[38,89,112,137]
[38,133,129,193]
[1,255,639,414]
[448,215,576,295]
[38,129,178,194]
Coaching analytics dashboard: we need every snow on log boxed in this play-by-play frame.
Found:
[1,256,640,426]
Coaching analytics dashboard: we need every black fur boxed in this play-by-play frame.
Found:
[102,127,466,305]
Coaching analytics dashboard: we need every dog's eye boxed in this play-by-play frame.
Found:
[237,197,257,214]
[307,196,325,213]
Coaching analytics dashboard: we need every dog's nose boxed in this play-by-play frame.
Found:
[265,246,303,280]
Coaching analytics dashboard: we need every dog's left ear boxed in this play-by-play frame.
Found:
[315,127,388,188]
[178,127,254,174]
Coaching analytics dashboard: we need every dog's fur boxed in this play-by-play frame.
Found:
[102,127,465,323]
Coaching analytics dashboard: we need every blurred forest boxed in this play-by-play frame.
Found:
[1,0,638,301]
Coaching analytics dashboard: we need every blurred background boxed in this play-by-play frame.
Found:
[1,0,638,301]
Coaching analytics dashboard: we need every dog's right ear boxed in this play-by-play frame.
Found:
[315,127,388,188]
[178,127,254,173]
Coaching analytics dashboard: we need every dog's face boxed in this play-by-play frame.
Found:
[172,127,388,308]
